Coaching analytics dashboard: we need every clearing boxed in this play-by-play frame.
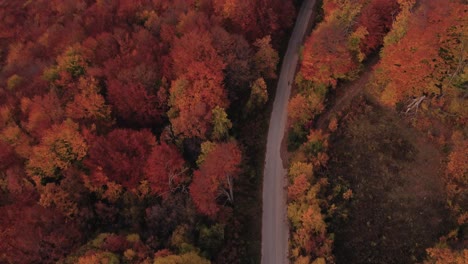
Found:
[324,95,454,263]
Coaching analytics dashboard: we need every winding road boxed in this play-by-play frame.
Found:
[261,1,316,263]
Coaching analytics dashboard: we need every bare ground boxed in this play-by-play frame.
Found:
[315,56,379,131]
[324,97,454,264]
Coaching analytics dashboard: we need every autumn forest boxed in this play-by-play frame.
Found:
[0,0,466,264]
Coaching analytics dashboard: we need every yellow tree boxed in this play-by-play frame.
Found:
[154,252,210,264]
[26,120,87,182]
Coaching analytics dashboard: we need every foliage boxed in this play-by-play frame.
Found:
[27,120,87,182]
[190,141,242,218]
[246,78,268,112]
[374,0,466,106]
[0,0,294,262]
[211,106,232,141]
[425,246,468,264]
[253,35,280,79]
[144,142,187,197]
[154,252,210,264]
[84,129,156,197]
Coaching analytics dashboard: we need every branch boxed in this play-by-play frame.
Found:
[404,95,426,114]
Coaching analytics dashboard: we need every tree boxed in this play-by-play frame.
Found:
[144,142,186,197]
[103,28,167,127]
[0,201,82,264]
[357,0,400,55]
[211,106,232,140]
[169,30,228,139]
[84,129,156,195]
[246,77,268,111]
[190,141,242,217]
[289,162,314,181]
[21,92,64,138]
[196,141,217,166]
[303,130,329,166]
[445,131,467,217]
[253,35,279,79]
[213,0,256,35]
[301,20,358,87]
[39,183,78,219]
[213,0,294,40]
[374,0,466,106]
[198,224,225,258]
[66,76,112,127]
[171,30,225,83]
[169,77,228,139]
[211,26,253,90]
[154,251,210,264]
[107,79,167,127]
[425,247,468,264]
[26,120,87,183]
[0,141,16,171]
[77,251,120,264]
[288,93,325,129]
[288,173,310,202]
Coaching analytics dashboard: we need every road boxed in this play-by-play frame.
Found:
[261,1,316,263]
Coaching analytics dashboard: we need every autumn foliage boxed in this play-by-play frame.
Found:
[190,141,242,218]
[144,142,187,197]
[288,0,467,263]
[373,0,466,106]
[84,129,156,195]
[0,0,293,262]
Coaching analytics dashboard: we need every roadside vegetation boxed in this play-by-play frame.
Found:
[286,0,467,263]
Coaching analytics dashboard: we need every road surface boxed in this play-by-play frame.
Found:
[261,1,316,263]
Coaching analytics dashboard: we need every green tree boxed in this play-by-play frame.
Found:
[211,106,232,140]
[246,78,268,111]
[198,224,224,258]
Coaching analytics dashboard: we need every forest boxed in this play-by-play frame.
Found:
[0,0,294,263]
[286,0,466,263]
[0,0,466,264]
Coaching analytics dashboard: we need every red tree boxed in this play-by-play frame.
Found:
[190,141,242,218]
[107,80,167,127]
[0,201,82,264]
[84,129,156,192]
[104,28,167,127]
[301,21,358,87]
[358,0,400,55]
[169,30,228,138]
[144,142,186,197]
[213,0,294,41]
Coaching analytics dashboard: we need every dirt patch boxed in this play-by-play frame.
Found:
[315,56,379,131]
[325,97,454,264]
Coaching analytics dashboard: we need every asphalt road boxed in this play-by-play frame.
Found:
[261,1,316,263]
